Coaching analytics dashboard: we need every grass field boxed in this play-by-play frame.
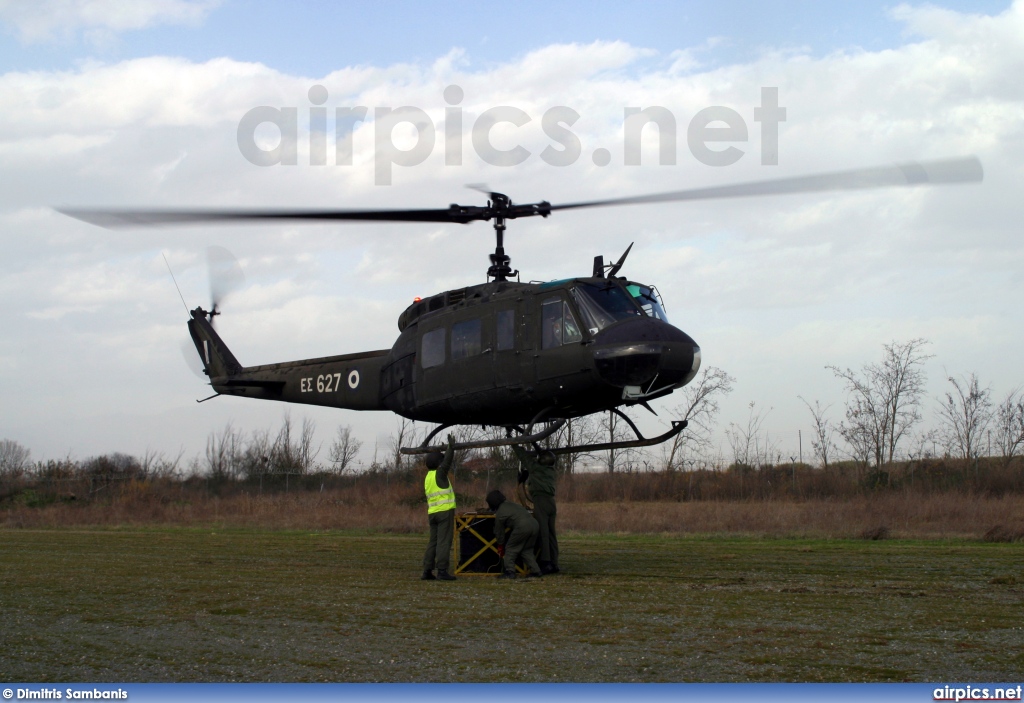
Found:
[1,528,1022,682]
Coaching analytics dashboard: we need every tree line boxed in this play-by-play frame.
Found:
[3,338,1023,484]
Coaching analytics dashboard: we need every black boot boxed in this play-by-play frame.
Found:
[541,562,560,575]
[436,569,457,581]
[498,569,517,580]
[421,569,436,580]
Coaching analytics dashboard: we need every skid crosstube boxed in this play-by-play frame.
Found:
[399,408,687,456]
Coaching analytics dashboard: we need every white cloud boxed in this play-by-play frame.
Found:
[0,0,219,43]
[2,5,1023,464]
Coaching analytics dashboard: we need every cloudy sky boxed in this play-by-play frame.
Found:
[1,0,1020,467]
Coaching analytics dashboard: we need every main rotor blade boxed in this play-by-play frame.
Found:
[59,155,982,230]
[58,205,494,229]
[550,156,983,212]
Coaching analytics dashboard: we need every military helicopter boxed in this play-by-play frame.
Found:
[62,156,982,455]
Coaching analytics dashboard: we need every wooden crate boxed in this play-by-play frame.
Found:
[453,510,532,577]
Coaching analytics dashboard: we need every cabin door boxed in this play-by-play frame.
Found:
[493,302,531,393]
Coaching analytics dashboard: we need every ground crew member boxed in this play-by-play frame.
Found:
[511,439,560,575]
[422,434,457,581]
[486,489,542,579]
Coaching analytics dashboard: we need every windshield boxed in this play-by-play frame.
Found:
[626,283,669,323]
[571,281,643,334]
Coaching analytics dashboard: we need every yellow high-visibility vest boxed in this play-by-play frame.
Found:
[424,470,456,514]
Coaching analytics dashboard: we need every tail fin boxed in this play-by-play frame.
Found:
[187,307,242,379]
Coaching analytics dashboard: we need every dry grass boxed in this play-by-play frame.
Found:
[557,459,1024,500]
[1,486,424,532]
[4,454,1023,539]
[4,479,1024,540]
[561,494,1024,539]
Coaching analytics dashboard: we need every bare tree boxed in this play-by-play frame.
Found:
[936,373,993,460]
[664,367,734,471]
[0,439,31,477]
[839,418,875,472]
[297,416,320,472]
[601,410,638,473]
[727,401,773,468]
[829,338,931,469]
[479,425,518,489]
[908,428,940,460]
[548,415,600,474]
[206,424,243,480]
[388,418,414,474]
[994,387,1024,463]
[328,425,363,474]
[450,424,481,473]
[266,413,320,474]
[140,448,184,479]
[270,412,296,473]
[243,428,272,480]
[799,397,837,469]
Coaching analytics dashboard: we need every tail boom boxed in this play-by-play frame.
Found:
[187,308,388,411]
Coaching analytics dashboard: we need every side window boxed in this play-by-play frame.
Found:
[451,318,482,360]
[496,309,515,351]
[541,297,583,349]
[541,299,561,349]
[421,328,445,368]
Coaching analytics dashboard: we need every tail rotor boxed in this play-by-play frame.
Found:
[204,245,245,325]
[165,246,246,380]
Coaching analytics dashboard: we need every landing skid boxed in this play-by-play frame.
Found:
[399,416,566,455]
[551,410,688,455]
[399,407,687,456]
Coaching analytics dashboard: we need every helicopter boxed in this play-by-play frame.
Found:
[61,156,983,455]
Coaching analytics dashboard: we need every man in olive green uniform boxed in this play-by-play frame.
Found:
[486,489,542,579]
[422,434,457,581]
[512,443,560,575]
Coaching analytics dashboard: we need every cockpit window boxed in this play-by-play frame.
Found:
[626,284,669,323]
[571,282,643,334]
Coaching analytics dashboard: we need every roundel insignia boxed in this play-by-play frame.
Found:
[347,369,360,389]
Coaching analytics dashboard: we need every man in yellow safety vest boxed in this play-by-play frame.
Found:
[422,434,457,581]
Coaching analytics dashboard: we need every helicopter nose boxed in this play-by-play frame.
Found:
[590,317,699,389]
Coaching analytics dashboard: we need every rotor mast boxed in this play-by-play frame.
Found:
[486,192,517,282]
